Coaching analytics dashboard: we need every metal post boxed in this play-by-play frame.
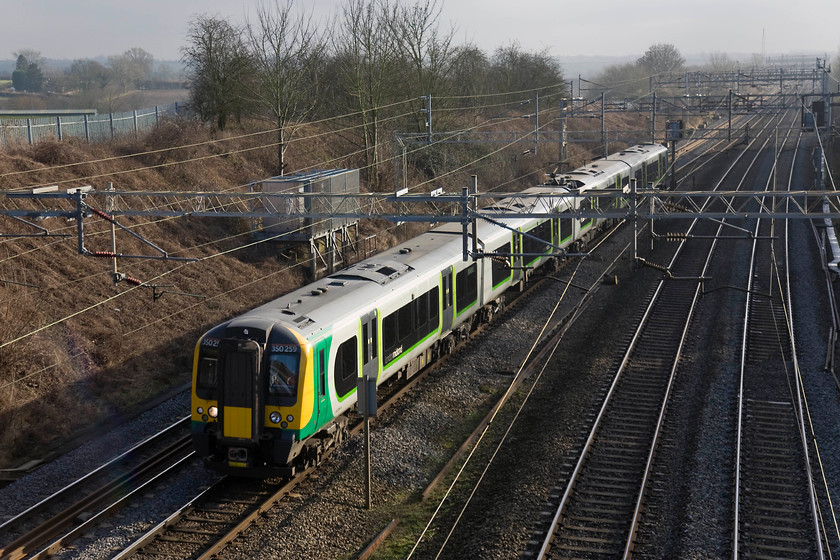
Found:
[108,183,118,283]
[75,190,86,254]
[670,139,677,189]
[651,92,656,144]
[601,92,606,158]
[534,94,539,155]
[728,90,732,142]
[310,238,317,280]
[420,95,432,144]
[84,114,90,142]
[364,411,371,509]
[427,95,432,143]
[630,178,638,261]
[462,185,469,261]
[133,110,138,139]
[471,176,478,258]
[57,116,62,141]
[26,118,32,145]
[559,98,567,167]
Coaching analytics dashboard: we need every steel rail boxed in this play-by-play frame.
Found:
[536,110,786,559]
[732,122,824,558]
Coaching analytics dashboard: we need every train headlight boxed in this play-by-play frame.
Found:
[269,411,282,424]
[197,407,204,415]
[286,415,294,423]
[208,406,218,418]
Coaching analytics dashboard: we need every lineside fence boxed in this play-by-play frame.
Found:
[0,102,191,149]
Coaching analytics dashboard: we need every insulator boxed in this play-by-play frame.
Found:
[88,207,113,221]
[123,276,144,286]
[91,251,117,257]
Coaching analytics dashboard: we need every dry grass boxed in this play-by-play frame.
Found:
[0,109,660,468]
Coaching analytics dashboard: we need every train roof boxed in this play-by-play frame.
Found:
[546,144,666,190]
[222,143,667,341]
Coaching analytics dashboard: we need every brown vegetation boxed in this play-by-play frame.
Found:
[0,107,658,468]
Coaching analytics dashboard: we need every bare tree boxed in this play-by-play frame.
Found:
[332,0,400,186]
[636,43,685,76]
[489,42,564,94]
[244,0,327,175]
[388,0,458,131]
[68,59,110,91]
[706,51,738,73]
[594,62,648,100]
[12,49,44,69]
[448,44,490,100]
[108,48,154,91]
[182,15,251,130]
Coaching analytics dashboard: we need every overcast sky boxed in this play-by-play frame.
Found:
[3,0,838,66]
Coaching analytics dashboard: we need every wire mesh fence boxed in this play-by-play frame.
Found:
[0,102,190,149]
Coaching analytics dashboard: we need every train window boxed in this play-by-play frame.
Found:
[491,242,511,288]
[360,319,378,365]
[560,214,573,242]
[196,356,218,399]
[580,199,592,229]
[382,286,440,366]
[398,304,413,341]
[523,221,552,265]
[442,272,453,309]
[382,314,398,353]
[334,336,358,399]
[456,264,478,314]
[319,348,326,398]
[429,287,440,326]
[268,352,299,398]
[416,292,428,331]
[370,321,378,359]
[362,322,370,364]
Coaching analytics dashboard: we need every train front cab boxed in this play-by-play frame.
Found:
[191,320,323,477]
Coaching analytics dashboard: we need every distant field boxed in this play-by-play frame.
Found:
[0,88,189,112]
[135,88,189,106]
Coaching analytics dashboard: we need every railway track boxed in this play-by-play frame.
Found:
[0,213,610,560]
[109,239,627,560]
[0,418,194,560]
[533,110,792,558]
[732,125,824,557]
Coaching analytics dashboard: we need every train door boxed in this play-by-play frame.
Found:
[441,267,454,332]
[217,339,262,443]
[511,233,522,285]
[361,311,378,382]
[314,339,330,426]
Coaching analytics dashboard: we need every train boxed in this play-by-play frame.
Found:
[190,143,669,477]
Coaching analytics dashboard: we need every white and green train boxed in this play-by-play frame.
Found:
[191,143,669,477]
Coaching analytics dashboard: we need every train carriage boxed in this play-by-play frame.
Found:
[191,143,668,477]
